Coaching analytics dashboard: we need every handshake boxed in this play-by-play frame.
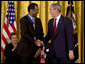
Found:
[34,39,45,58]
[34,39,44,47]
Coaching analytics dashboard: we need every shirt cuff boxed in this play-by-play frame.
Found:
[41,41,44,46]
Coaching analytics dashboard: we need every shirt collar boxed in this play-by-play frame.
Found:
[28,14,35,20]
[55,14,61,20]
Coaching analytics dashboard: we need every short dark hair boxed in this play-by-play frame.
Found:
[9,32,18,39]
[28,3,38,12]
[51,3,61,12]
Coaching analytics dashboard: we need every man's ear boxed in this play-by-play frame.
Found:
[30,9,33,13]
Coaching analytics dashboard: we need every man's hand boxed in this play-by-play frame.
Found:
[41,47,45,56]
[35,39,43,47]
[41,47,46,58]
[34,48,41,58]
[69,50,74,60]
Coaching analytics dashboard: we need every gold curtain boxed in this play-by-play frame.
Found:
[1,1,84,63]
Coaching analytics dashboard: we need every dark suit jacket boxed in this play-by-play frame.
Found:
[4,43,20,64]
[43,15,74,58]
[17,15,44,58]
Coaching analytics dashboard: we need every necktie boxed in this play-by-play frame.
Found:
[32,18,35,29]
[32,18,36,40]
[54,19,56,36]
[32,18,35,24]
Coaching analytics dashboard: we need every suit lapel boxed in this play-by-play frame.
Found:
[26,15,35,31]
[51,19,55,37]
[55,15,63,38]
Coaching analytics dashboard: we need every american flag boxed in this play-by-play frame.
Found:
[66,1,77,31]
[1,1,17,53]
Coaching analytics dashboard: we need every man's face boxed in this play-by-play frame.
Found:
[50,5,59,17]
[32,6,39,17]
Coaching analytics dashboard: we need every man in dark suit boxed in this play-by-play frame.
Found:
[17,3,44,63]
[40,3,75,63]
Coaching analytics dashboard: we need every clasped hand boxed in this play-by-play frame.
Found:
[34,39,44,58]
[35,39,43,47]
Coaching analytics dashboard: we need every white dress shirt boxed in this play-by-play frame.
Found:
[54,14,61,28]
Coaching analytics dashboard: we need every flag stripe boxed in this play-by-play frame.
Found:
[3,28,9,39]
[14,21,17,30]
[1,46,4,53]
[1,40,6,50]
[11,23,17,32]
[2,34,8,45]
[8,24,14,33]
[3,23,10,36]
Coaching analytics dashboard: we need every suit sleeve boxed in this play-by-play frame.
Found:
[65,18,74,50]
[43,22,51,45]
[38,19,44,40]
[20,18,35,44]
[4,44,15,58]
